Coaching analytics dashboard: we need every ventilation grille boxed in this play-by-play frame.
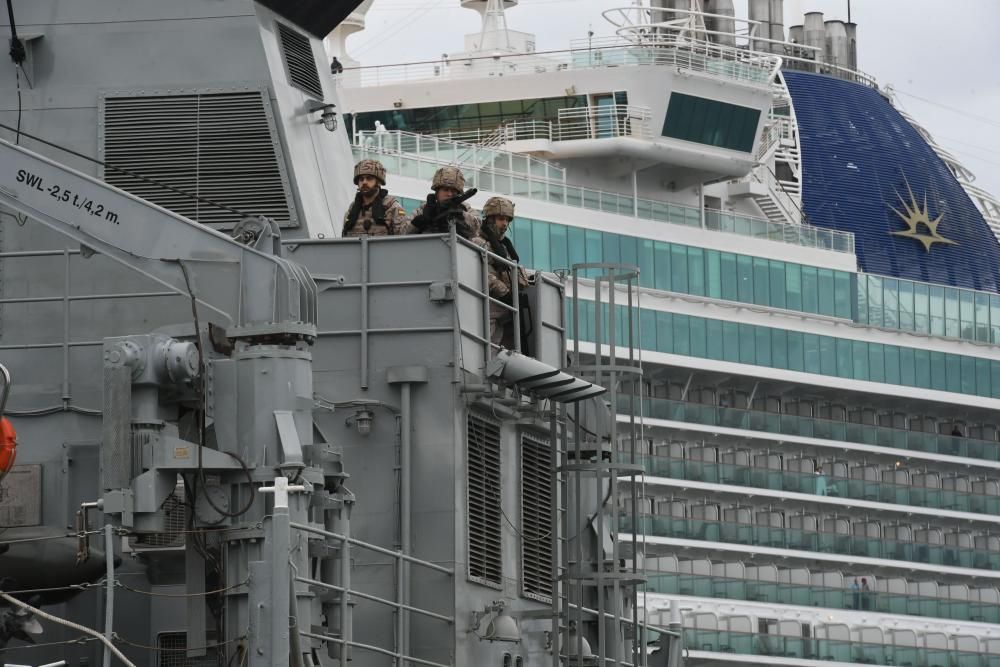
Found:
[467,413,503,588]
[102,91,296,228]
[277,22,323,99]
[520,433,553,600]
[157,631,217,667]
[132,487,187,549]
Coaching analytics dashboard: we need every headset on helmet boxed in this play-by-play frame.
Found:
[431,166,465,192]
[354,159,387,186]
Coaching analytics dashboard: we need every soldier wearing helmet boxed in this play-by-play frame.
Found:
[342,159,409,237]
[407,166,481,240]
[481,196,531,350]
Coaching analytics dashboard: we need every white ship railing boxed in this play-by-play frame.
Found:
[490,104,652,143]
[339,37,778,88]
[352,132,855,254]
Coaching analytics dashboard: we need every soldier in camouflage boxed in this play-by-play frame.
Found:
[480,196,530,350]
[342,159,409,237]
[407,166,481,239]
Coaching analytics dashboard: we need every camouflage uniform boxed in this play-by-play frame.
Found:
[407,166,481,239]
[342,159,409,237]
[481,197,529,349]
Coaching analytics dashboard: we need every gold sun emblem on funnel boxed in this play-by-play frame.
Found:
[889,177,957,252]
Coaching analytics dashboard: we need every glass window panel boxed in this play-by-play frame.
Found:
[602,232,621,265]
[819,336,837,376]
[531,220,550,271]
[755,327,771,366]
[836,339,852,378]
[739,323,756,363]
[946,353,962,394]
[884,345,901,385]
[753,258,770,306]
[914,282,930,333]
[769,262,786,310]
[620,235,638,274]
[515,218,534,266]
[672,314,690,356]
[787,331,804,372]
[869,343,885,383]
[881,278,898,328]
[975,292,991,342]
[856,274,870,325]
[944,287,962,338]
[736,256,753,303]
[771,328,788,369]
[639,240,655,288]
[992,295,1000,344]
[585,229,603,265]
[867,276,883,327]
[567,226,586,268]
[656,312,672,352]
[961,356,976,394]
[834,272,853,319]
[720,253,738,302]
[852,340,868,380]
[930,351,947,391]
[707,319,724,360]
[801,266,819,314]
[930,286,946,337]
[899,347,916,386]
[654,242,671,291]
[817,269,836,316]
[993,361,1000,399]
[898,280,915,331]
[960,291,975,340]
[688,247,706,296]
[803,334,821,374]
[785,264,802,311]
[690,317,707,358]
[722,322,740,362]
[706,251,722,299]
[914,349,931,388]
[512,177,530,196]
[976,358,991,398]
[640,309,657,350]
[671,245,688,293]
[549,224,568,271]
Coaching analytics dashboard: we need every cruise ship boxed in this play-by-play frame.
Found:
[333,0,1000,664]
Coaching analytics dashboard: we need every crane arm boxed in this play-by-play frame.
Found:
[0,138,316,336]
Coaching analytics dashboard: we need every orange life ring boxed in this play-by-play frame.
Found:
[0,417,16,477]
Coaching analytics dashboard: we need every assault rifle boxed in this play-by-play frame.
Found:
[412,188,479,237]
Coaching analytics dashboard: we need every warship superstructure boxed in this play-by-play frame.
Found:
[4,0,1000,666]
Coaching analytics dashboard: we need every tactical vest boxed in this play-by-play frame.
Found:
[343,189,390,235]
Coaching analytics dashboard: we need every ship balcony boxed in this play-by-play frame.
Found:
[352,130,855,254]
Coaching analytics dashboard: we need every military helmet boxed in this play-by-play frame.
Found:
[483,196,515,220]
[431,166,465,192]
[354,159,386,186]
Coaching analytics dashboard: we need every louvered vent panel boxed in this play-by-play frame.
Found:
[102,91,295,228]
[520,433,553,600]
[277,22,323,99]
[467,413,503,588]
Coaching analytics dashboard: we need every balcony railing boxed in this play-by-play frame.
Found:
[640,454,1000,515]
[623,514,1000,569]
[648,572,1000,625]
[683,628,995,664]
[491,105,652,142]
[627,395,1000,463]
[352,132,855,254]
[339,38,778,88]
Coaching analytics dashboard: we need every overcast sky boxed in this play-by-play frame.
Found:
[345,0,1000,200]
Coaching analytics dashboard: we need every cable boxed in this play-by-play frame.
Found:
[895,90,1000,130]
[0,121,250,219]
[0,635,96,650]
[350,0,449,57]
[3,404,101,417]
[0,591,138,667]
[112,631,247,653]
[12,65,21,145]
[0,529,101,547]
[116,578,248,598]
[4,582,100,596]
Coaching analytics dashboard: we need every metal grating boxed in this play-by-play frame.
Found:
[467,413,503,588]
[276,22,323,100]
[134,488,187,548]
[157,632,216,667]
[101,90,296,228]
[520,433,553,600]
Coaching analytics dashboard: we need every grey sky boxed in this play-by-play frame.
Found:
[346,0,1000,202]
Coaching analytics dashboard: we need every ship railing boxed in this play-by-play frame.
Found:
[338,37,777,88]
[290,521,455,667]
[493,104,653,143]
[354,129,567,183]
[351,140,855,255]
